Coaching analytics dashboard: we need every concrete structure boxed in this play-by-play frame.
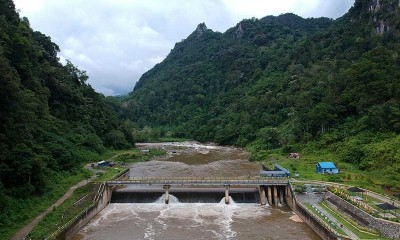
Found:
[259,163,291,177]
[273,186,279,205]
[326,191,400,239]
[225,185,230,204]
[163,185,170,204]
[285,184,351,240]
[51,173,295,239]
[259,186,267,205]
[106,177,289,186]
[316,162,338,174]
[50,183,113,240]
[267,186,272,205]
[107,177,290,206]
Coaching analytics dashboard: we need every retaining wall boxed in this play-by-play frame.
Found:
[326,191,400,239]
[286,184,350,240]
[56,184,112,240]
[294,203,347,240]
[49,168,130,239]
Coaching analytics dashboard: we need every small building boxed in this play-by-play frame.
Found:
[97,160,110,167]
[315,162,338,174]
[288,153,300,159]
[260,163,291,177]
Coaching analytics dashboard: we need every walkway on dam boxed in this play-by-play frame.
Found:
[313,203,359,239]
[106,177,289,186]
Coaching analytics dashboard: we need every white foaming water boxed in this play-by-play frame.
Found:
[77,198,273,240]
[154,193,180,204]
[75,144,321,240]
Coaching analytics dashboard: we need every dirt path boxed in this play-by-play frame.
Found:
[12,167,96,240]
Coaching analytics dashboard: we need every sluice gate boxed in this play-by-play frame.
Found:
[107,177,291,205]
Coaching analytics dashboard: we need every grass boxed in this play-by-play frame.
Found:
[261,150,392,195]
[0,169,91,240]
[303,203,347,236]
[99,148,166,163]
[95,166,127,182]
[27,184,96,239]
[22,147,165,239]
[319,201,385,239]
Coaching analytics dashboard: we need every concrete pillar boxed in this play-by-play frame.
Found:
[260,186,267,205]
[279,186,284,205]
[267,186,272,206]
[225,185,230,204]
[273,186,279,205]
[163,185,170,204]
[285,185,295,207]
[285,186,291,207]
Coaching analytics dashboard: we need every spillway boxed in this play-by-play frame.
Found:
[111,187,260,204]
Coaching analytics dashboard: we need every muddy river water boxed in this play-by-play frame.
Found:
[74,142,321,240]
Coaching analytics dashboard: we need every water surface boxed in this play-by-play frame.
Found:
[74,142,321,240]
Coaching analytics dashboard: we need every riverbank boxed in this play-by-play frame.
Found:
[1,170,91,240]
[248,146,399,197]
[9,148,165,240]
[74,143,320,240]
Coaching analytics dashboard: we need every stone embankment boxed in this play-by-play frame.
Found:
[326,191,400,239]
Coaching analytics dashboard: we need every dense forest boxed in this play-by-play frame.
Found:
[0,0,140,231]
[124,0,400,187]
[1,0,400,236]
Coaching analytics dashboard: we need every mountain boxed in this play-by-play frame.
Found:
[124,0,400,187]
[0,0,137,210]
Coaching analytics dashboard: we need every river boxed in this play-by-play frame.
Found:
[74,142,321,240]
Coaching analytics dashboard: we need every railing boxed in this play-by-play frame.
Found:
[45,182,110,240]
[106,177,289,186]
[296,202,349,240]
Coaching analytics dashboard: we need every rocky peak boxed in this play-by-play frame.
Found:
[195,22,208,37]
[350,0,400,34]
[235,22,244,38]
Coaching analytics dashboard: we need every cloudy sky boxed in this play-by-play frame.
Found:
[14,0,355,96]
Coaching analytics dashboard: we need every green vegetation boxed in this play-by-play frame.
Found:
[1,0,400,238]
[0,169,91,239]
[303,203,347,236]
[94,166,127,182]
[319,201,384,239]
[108,148,166,163]
[27,184,96,239]
[121,0,400,191]
[257,149,391,194]
[27,147,164,239]
[0,1,147,238]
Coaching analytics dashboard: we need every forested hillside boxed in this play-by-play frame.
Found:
[0,0,137,227]
[124,0,400,187]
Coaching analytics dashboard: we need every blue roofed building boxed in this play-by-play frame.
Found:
[316,162,338,174]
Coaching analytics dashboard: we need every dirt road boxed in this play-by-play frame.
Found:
[12,167,96,240]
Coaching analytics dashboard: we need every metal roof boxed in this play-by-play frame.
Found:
[316,162,337,169]
[376,202,398,210]
[347,187,365,193]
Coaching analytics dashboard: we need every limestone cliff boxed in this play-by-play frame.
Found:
[348,0,400,34]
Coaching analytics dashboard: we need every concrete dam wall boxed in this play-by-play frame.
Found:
[111,187,261,203]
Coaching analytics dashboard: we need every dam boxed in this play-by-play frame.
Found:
[107,177,291,205]
[72,143,321,240]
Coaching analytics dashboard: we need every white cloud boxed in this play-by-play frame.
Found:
[14,0,355,95]
[14,0,43,14]
[149,56,165,65]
